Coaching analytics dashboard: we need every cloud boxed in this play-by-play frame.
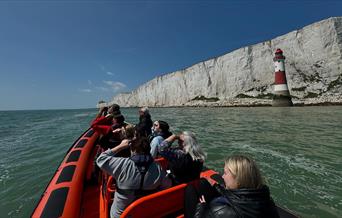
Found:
[103,80,113,86]
[111,82,126,91]
[79,89,92,93]
[88,80,92,85]
[98,63,115,76]
[103,80,126,92]
[96,86,109,92]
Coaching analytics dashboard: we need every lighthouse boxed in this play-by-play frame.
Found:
[272,49,293,106]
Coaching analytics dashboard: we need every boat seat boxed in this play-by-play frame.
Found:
[120,183,187,218]
[154,157,168,170]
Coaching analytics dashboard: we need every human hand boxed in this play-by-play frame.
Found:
[111,139,131,153]
[120,139,131,148]
[112,128,122,134]
[199,195,206,203]
[171,134,179,140]
[105,113,113,118]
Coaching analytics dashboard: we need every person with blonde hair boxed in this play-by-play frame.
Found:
[159,131,206,184]
[184,155,279,218]
[113,123,135,141]
[223,155,264,189]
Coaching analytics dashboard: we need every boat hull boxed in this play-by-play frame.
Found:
[32,129,98,218]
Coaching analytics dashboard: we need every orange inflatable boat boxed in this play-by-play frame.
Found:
[31,128,298,218]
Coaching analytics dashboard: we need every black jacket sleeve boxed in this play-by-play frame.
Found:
[194,202,207,218]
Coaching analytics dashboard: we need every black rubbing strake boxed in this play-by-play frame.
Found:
[41,187,69,218]
[66,150,81,163]
[85,129,94,137]
[74,139,88,148]
[56,165,76,184]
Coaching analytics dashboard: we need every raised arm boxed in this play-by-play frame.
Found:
[164,134,179,144]
[96,139,131,177]
[159,134,184,161]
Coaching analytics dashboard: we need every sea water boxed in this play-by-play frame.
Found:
[0,107,341,218]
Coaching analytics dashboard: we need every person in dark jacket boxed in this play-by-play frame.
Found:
[159,131,206,184]
[184,155,279,218]
[137,107,153,137]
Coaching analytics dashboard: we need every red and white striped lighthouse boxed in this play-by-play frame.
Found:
[272,48,293,106]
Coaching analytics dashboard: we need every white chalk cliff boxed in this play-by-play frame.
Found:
[110,17,342,107]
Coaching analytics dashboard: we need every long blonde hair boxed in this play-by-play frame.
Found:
[182,131,206,162]
[121,124,135,140]
[224,155,264,189]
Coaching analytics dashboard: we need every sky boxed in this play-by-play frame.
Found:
[0,0,341,110]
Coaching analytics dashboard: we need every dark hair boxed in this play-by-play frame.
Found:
[158,120,172,138]
[113,114,125,124]
[134,124,146,137]
[111,103,120,111]
[112,110,121,116]
[130,125,151,155]
[108,104,121,114]
[101,107,109,116]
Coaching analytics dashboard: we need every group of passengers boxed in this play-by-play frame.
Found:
[91,104,280,218]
